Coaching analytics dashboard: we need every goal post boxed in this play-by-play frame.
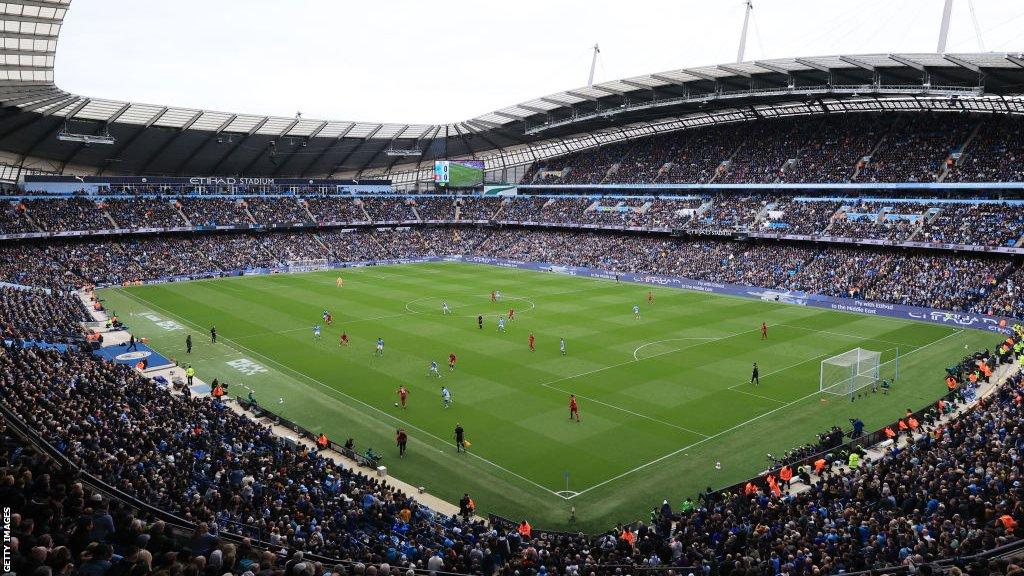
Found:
[819,348,883,396]
[285,258,329,273]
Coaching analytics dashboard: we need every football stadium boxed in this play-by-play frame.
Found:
[4,1,1024,575]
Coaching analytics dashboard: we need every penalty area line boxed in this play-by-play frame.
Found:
[113,287,568,500]
[566,328,965,500]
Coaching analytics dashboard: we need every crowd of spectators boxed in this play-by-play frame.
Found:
[4,223,1024,575]
[973,266,1024,319]
[362,198,415,222]
[5,338,1024,576]
[5,195,1022,252]
[516,112,1023,185]
[26,198,111,232]
[945,115,1024,183]
[718,119,822,184]
[0,285,89,343]
[0,226,1020,315]
[413,197,455,221]
[762,198,841,235]
[246,197,314,226]
[456,197,498,221]
[102,198,187,229]
[304,197,369,224]
[0,200,39,234]
[920,203,1024,248]
[691,194,770,231]
[857,114,973,183]
[177,198,253,227]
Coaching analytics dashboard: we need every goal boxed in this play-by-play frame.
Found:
[820,348,882,396]
[285,258,329,273]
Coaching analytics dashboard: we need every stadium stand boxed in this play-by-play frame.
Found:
[6,13,1024,571]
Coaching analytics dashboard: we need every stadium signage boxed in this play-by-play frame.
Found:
[189,177,276,186]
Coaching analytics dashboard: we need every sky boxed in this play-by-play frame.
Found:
[55,0,1024,125]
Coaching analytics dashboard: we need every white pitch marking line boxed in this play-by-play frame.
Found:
[633,337,719,361]
[776,323,912,347]
[115,288,566,499]
[566,328,964,499]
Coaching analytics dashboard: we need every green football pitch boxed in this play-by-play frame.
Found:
[98,262,990,531]
[446,162,483,187]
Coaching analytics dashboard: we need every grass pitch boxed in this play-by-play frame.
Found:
[99,262,989,530]
[446,162,484,187]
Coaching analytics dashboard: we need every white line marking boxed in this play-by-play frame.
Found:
[566,328,964,499]
[777,323,912,347]
[404,295,536,318]
[633,338,719,361]
[115,288,567,499]
[729,387,786,404]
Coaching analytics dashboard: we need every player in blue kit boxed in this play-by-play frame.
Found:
[633,305,641,319]
[375,337,384,356]
[313,325,321,339]
[429,360,442,378]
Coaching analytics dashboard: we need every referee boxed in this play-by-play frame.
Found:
[454,423,466,453]
[751,362,760,386]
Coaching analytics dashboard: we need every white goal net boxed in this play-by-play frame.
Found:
[820,348,882,396]
[285,258,329,273]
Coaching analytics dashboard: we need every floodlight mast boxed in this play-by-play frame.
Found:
[937,0,954,53]
[737,0,753,63]
[588,43,600,86]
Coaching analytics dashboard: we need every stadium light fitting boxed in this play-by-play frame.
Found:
[385,148,423,156]
[57,128,115,145]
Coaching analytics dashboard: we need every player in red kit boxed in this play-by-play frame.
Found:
[761,322,768,340]
[647,291,654,305]
[528,332,535,351]
[569,394,580,422]
[490,290,496,303]
[508,308,515,321]
[396,385,409,409]
[448,352,457,371]
[339,332,349,346]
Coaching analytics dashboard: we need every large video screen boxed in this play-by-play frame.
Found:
[434,160,484,187]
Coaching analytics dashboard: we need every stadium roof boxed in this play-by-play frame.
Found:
[1,0,1024,185]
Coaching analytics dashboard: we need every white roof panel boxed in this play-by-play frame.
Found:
[153,107,199,128]
[223,115,265,133]
[849,54,901,67]
[657,69,703,82]
[799,55,856,69]
[255,116,294,135]
[398,124,432,139]
[190,111,234,131]
[317,122,354,138]
[118,103,166,125]
[899,53,955,67]
[755,58,813,72]
[595,79,635,92]
[541,92,585,104]
[719,62,765,75]
[519,98,562,111]
[686,65,734,79]
[285,119,326,137]
[475,112,511,124]
[73,98,124,121]
[345,123,381,138]
[374,124,406,139]
[621,75,671,88]
[952,53,1019,69]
